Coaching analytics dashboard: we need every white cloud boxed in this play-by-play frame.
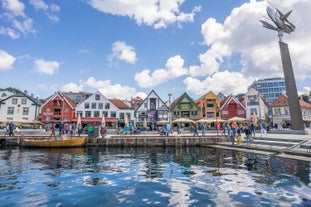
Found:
[2,0,25,17]
[85,77,147,99]
[185,0,311,96]
[0,49,16,71]
[0,0,35,38]
[61,82,84,93]
[34,59,60,75]
[0,0,60,39]
[87,0,201,29]
[184,70,254,96]
[135,55,187,88]
[109,41,137,64]
[29,0,60,22]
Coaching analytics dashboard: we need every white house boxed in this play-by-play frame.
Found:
[244,88,268,122]
[270,94,311,128]
[0,92,42,123]
[74,91,134,128]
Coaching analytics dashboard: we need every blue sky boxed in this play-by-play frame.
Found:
[1,0,310,101]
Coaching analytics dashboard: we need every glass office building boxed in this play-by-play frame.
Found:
[248,77,286,104]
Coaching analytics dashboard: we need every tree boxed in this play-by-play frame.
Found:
[1,87,22,94]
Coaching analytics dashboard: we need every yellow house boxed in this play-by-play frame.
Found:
[196,91,221,118]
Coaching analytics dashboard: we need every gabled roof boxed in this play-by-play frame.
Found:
[220,94,246,110]
[0,92,42,106]
[109,98,131,109]
[171,92,199,110]
[196,90,218,103]
[41,92,76,109]
[270,94,311,109]
[270,94,288,107]
[135,90,168,112]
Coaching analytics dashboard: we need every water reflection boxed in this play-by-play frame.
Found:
[0,146,310,207]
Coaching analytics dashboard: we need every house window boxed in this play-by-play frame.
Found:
[77,111,82,117]
[7,107,14,115]
[126,113,131,120]
[102,111,108,118]
[94,111,100,118]
[21,98,27,104]
[150,98,156,110]
[85,111,91,118]
[274,107,281,115]
[95,94,100,100]
[98,103,103,109]
[46,108,50,113]
[237,110,244,115]
[64,108,69,113]
[180,103,190,110]
[84,102,90,109]
[111,111,116,118]
[120,113,124,120]
[105,103,110,109]
[45,116,50,122]
[12,98,18,105]
[285,107,290,115]
[91,102,96,109]
[23,107,29,115]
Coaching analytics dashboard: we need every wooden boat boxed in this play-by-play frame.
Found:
[21,136,87,148]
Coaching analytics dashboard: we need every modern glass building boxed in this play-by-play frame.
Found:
[248,77,286,104]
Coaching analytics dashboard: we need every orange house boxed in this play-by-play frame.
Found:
[196,91,221,118]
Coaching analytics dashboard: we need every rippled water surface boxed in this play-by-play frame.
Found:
[0,146,310,207]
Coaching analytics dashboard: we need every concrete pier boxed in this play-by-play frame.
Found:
[92,135,229,147]
[0,134,229,147]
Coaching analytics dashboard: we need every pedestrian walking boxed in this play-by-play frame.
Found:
[244,123,252,145]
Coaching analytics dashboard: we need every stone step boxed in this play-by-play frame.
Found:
[251,140,296,147]
[253,137,303,143]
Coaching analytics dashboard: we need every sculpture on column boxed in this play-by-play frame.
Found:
[260,5,295,40]
[260,4,304,131]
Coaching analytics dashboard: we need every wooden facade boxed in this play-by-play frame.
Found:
[196,91,220,119]
[220,95,246,119]
[171,92,200,120]
[41,92,76,123]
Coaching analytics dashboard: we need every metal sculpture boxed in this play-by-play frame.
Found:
[260,5,295,40]
[260,4,304,131]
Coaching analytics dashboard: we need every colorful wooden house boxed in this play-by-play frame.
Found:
[196,91,221,118]
[171,92,200,120]
[220,94,246,120]
[41,92,76,124]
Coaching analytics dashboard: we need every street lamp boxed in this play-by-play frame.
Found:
[255,84,262,122]
[168,93,172,129]
[216,106,219,137]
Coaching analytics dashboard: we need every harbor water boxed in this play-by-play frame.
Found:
[0,146,310,207]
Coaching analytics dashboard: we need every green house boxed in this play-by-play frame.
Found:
[171,92,200,121]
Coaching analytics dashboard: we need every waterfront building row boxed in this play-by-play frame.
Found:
[1,78,311,128]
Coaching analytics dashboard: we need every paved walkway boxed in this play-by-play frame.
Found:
[217,132,311,161]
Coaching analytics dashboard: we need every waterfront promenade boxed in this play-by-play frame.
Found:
[1,129,310,160]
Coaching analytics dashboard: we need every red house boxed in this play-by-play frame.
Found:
[41,92,76,123]
[220,95,246,120]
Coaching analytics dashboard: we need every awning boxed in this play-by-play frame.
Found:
[72,117,119,123]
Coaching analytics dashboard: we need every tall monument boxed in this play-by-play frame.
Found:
[261,5,304,130]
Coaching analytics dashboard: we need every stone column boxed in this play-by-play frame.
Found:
[279,41,304,130]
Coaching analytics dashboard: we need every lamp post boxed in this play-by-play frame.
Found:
[216,106,219,137]
[168,93,172,130]
[255,84,262,122]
